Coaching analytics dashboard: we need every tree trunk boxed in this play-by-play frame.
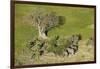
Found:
[38,26,47,39]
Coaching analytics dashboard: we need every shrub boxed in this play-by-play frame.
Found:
[46,36,69,56]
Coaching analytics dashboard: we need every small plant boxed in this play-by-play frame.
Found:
[86,37,94,46]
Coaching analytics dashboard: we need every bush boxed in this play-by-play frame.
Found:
[46,36,69,56]
[27,38,45,60]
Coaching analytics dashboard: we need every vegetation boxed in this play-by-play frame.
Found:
[15,4,95,66]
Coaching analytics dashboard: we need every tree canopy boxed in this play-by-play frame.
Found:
[24,8,61,39]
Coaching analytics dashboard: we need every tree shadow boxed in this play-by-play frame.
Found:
[59,16,65,26]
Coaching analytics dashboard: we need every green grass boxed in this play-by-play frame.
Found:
[14,4,95,65]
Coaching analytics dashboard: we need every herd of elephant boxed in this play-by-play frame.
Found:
[63,34,81,56]
[27,34,93,57]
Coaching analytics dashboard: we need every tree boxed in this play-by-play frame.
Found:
[25,8,60,39]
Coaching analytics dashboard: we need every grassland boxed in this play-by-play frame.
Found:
[14,3,95,66]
